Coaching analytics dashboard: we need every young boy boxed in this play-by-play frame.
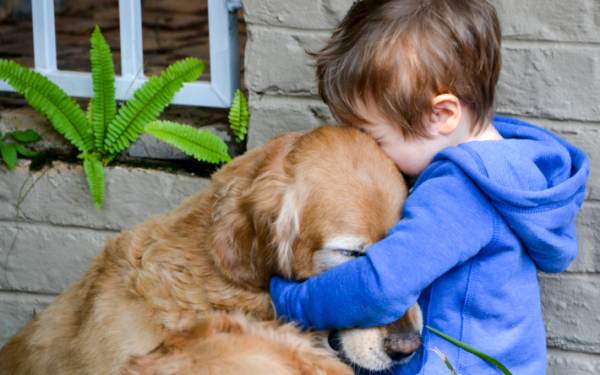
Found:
[269,0,590,374]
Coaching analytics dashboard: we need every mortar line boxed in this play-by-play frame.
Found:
[539,272,600,278]
[503,39,600,49]
[245,22,333,36]
[0,218,122,235]
[245,23,600,48]
[251,93,324,103]
[496,113,600,128]
[547,347,600,357]
[0,289,59,298]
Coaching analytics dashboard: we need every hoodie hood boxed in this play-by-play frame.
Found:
[433,116,590,273]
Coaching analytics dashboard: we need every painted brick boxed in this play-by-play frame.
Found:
[489,0,600,43]
[514,118,600,202]
[0,161,210,231]
[241,0,353,30]
[0,222,114,294]
[547,349,600,375]
[242,0,600,42]
[540,273,600,354]
[247,95,335,150]
[0,292,55,348]
[535,119,600,200]
[245,26,326,97]
[497,44,600,123]
[569,202,600,273]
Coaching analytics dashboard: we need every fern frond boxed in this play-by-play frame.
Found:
[104,57,206,154]
[101,153,117,166]
[0,59,92,152]
[228,89,249,143]
[83,154,105,210]
[86,100,93,126]
[90,25,116,153]
[145,121,230,164]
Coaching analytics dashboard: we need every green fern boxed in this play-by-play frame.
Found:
[145,121,231,164]
[229,89,249,143]
[104,57,206,154]
[0,59,92,153]
[82,153,105,210]
[0,26,232,210]
[90,25,116,153]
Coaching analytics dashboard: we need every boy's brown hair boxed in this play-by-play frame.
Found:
[313,0,502,139]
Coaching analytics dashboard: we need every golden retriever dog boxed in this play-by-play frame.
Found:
[0,126,422,375]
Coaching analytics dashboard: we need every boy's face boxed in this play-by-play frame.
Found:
[348,105,444,185]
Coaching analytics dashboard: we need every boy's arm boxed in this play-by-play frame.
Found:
[270,162,496,330]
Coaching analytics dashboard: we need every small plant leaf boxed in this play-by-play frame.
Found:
[83,154,105,210]
[104,57,205,154]
[427,326,513,375]
[145,120,231,164]
[228,89,249,143]
[90,25,117,152]
[14,143,38,157]
[0,59,92,153]
[1,143,18,169]
[9,129,42,143]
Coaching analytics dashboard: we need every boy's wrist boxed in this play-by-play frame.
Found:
[269,276,297,322]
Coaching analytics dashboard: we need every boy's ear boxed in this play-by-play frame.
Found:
[430,94,462,135]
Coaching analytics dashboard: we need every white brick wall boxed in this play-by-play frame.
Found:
[0,162,210,345]
[241,0,600,372]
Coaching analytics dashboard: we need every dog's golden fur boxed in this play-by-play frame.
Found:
[0,126,409,375]
[124,313,351,375]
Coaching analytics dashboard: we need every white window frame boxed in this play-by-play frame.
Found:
[0,0,241,108]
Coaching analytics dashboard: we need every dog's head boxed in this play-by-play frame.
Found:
[209,126,422,371]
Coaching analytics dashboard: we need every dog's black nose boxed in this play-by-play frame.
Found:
[386,350,414,362]
[328,330,344,352]
[384,333,420,362]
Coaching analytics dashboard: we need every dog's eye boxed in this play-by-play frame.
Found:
[335,249,364,258]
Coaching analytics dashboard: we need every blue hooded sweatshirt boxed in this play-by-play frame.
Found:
[270,116,590,375]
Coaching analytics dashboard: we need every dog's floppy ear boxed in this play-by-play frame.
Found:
[208,133,302,290]
[271,185,299,279]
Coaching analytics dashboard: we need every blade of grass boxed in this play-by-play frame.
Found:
[431,347,457,375]
[426,326,513,375]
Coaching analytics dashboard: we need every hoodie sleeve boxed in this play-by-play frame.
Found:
[270,161,496,330]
